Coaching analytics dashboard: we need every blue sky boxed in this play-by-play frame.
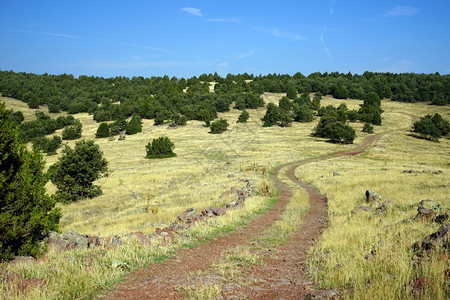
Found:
[1,0,449,78]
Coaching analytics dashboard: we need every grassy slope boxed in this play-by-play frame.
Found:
[1,95,448,299]
[298,100,449,299]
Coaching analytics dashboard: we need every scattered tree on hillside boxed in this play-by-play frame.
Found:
[32,135,62,155]
[237,110,250,123]
[359,92,383,125]
[362,123,374,134]
[146,136,176,159]
[62,119,82,140]
[262,103,280,127]
[0,101,61,261]
[313,109,355,144]
[125,115,142,135]
[286,85,297,99]
[49,140,108,202]
[96,122,110,138]
[28,95,39,109]
[413,113,449,141]
[294,104,314,122]
[210,118,229,134]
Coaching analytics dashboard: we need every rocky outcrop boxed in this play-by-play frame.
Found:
[413,223,449,254]
[365,190,380,202]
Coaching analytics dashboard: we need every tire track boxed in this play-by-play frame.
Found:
[104,116,415,299]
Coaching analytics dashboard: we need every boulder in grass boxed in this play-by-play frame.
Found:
[365,190,380,202]
[413,223,449,254]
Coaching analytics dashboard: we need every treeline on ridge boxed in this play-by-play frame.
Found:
[0,71,447,127]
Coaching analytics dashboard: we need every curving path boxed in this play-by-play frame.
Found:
[104,116,415,299]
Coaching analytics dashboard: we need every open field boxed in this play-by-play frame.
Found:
[1,94,449,299]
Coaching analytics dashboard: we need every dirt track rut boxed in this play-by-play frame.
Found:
[104,125,403,299]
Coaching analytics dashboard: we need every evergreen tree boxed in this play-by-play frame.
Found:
[210,119,229,134]
[28,95,39,109]
[0,101,61,261]
[362,123,374,134]
[146,137,176,159]
[286,85,297,99]
[50,140,108,202]
[96,122,110,138]
[262,103,280,127]
[62,120,82,140]
[237,110,250,123]
[125,115,142,135]
[294,104,314,122]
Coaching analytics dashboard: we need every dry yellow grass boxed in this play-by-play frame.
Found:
[3,94,345,236]
[2,94,448,299]
[297,100,449,299]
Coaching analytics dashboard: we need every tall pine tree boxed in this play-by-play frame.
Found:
[0,101,61,261]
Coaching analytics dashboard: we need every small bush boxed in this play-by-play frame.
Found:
[237,110,250,123]
[125,115,142,135]
[146,136,176,159]
[62,120,82,140]
[210,119,229,134]
[96,122,110,138]
[49,140,108,202]
[362,123,374,134]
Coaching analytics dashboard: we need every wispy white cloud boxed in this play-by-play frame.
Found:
[319,23,333,62]
[205,18,239,23]
[319,23,328,44]
[181,7,202,17]
[10,29,80,39]
[379,57,391,61]
[323,47,333,62]
[330,0,335,15]
[9,28,173,53]
[254,27,304,40]
[385,6,419,17]
[92,38,173,53]
[235,50,255,59]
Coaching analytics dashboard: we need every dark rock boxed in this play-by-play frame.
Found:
[365,190,380,202]
[415,206,434,221]
[402,169,415,173]
[177,207,197,223]
[434,213,449,224]
[87,235,101,248]
[104,235,122,248]
[226,201,237,208]
[413,223,449,254]
[212,207,226,216]
[332,172,340,176]
[133,231,151,246]
[47,230,89,252]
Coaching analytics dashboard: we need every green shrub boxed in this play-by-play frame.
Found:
[146,136,176,159]
[49,140,108,202]
[413,113,449,141]
[32,135,62,155]
[0,101,61,261]
[125,115,142,135]
[62,120,82,140]
[96,122,110,138]
[362,123,374,134]
[237,110,250,123]
[210,118,229,134]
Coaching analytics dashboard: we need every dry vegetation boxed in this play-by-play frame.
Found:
[1,95,448,299]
